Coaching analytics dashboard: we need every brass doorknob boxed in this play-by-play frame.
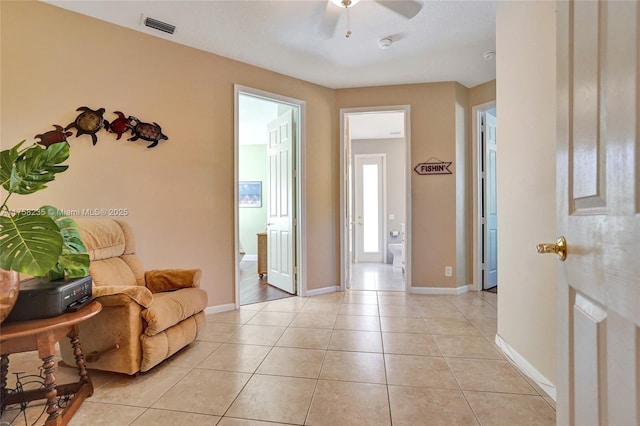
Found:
[536,236,567,261]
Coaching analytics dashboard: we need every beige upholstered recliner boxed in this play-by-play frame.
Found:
[60,219,208,375]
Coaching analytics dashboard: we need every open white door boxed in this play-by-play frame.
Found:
[484,112,498,289]
[554,2,640,424]
[354,154,385,263]
[266,110,295,294]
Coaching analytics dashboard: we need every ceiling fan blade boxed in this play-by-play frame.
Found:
[375,0,423,19]
[319,1,342,39]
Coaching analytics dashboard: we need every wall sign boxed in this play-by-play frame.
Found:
[414,157,452,175]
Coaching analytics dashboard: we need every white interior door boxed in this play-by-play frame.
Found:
[484,112,498,289]
[354,154,385,263]
[555,1,640,424]
[266,109,295,294]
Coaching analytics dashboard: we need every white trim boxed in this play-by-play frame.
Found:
[241,254,257,262]
[409,284,471,295]
[495,333,557,401]
[472,100,497,292]
[339,106,411,293]
[306,285,341,297]
[205,303,236,315]
[234,85,307,306]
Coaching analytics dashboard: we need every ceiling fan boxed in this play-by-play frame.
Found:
[320,0,424,39]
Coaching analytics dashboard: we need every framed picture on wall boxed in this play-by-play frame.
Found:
[239,181,262,208]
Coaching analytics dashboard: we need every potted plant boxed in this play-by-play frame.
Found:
[0,140,90,322]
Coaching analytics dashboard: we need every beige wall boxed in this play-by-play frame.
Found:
[468,80,496,109]
[336,83,463,288]
[0,1,337,305]
[496,1,557,383]
[1,2,501,305]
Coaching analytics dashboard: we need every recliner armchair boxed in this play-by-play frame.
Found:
[60,219,208,375]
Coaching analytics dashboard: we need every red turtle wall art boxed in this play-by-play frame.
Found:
[108,111,131,140]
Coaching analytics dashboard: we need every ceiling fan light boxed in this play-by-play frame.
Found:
[330,0,361,8]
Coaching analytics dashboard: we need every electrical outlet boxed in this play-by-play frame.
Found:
[445,266,453,277]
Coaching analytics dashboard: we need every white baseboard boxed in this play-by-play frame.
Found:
[204,303,236,315]
[241,255,257,262]
[305,285,340,297]
[409,284,471,295]
[495,333,557,401]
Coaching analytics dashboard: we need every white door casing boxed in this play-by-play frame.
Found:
[484,112,498,289]
[266,109,295,294]
[345,116,353,289]
[555,2,640,425]
[354,154,386,263]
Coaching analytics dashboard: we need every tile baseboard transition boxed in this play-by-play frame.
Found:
[495,333,557,401]
[306,285,341,297]
[409,284,471,295]
[204,303,236,315]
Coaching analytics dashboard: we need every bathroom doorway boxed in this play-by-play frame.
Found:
[473,102,498,292]
[340,107,411,292]
[234,86,306,306]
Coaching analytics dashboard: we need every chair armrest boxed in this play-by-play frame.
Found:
[93,285,153,308]
[144,269,202,293]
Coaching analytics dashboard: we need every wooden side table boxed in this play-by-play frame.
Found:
[257,232,267,278]
[0,300,102,425]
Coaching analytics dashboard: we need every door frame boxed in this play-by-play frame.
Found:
[353,153,387,264]
[339,105,411,292]
[234,85,307,307]
[471,100,497,292]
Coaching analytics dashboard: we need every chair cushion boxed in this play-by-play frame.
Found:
[141,287,208,336]
[145,269,202,293]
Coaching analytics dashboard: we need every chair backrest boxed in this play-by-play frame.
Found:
[75,218,145,287]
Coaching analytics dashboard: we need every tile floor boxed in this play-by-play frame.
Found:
[1,290,556,426]
[350,262,405,292]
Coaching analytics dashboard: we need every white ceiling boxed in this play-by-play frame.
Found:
[44,0,496,90]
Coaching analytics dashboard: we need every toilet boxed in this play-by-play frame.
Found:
[388,223,405,272]
[388,243,404,272]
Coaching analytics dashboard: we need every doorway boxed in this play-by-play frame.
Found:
[473,102,498,292]
[340,107,411,292]
[234,86,306,306]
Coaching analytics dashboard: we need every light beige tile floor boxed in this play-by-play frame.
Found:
[2,289,556,425]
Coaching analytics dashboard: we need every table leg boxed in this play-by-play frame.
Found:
[42,354,61,425]
[68,328,93,395]
[1,354,8,413]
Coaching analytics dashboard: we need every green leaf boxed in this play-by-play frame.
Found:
[0,212,63,276]
[2,142,69,195]
[0,140,25,191]
[56,253,90,278]
[41,205,90,278]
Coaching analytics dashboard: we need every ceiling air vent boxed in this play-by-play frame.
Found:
[144,17,176,35]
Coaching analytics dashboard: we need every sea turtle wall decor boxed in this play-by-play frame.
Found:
[34,125,72,148]
[108,111,131,140]
[127,116,168,148]
[65,106,110,145]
